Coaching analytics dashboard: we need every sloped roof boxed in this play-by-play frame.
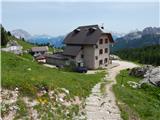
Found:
[31,46,48,52]
[46,52,68,60]
[64,24,114,45]
[63,45,81,56]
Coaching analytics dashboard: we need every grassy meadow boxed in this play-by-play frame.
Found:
[1,51,105,98]
[113,70,160,120]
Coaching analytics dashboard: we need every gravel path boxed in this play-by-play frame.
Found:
[85,60,138,120]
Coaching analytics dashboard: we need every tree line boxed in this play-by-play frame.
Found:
[1,25,12,46]
[113,45,160,66]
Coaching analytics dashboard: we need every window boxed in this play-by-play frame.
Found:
[71,56,75,59]
[95,56,98,60]
[105,38,108,43]
[78,63,81,67]
[105,48,108,53]
[81,46,84,50]
[81,54,84,58]
[99,60,103,65]
[99,49,103,54]
[104,58,108,63]
[99,39,103,44]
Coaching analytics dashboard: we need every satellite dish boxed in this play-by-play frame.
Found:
[101,23,104,29]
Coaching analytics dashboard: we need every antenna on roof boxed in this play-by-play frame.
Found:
[101,23,104,29]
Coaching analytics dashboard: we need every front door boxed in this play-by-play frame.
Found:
[78,62,81,67]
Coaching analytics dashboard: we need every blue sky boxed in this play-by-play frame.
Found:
[2,1,159,36]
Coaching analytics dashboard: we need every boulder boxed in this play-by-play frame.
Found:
[129,65,160,87]
[129,65,154,77]
[143,66,160,87]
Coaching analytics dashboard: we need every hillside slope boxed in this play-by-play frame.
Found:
[113,70,160,120]
[2,51,105,97]
[114,45,160,66]
[1,51,105,119]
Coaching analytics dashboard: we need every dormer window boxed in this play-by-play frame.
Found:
[88,27,97,33]
[92,27,97,30]
[74,29,80,33]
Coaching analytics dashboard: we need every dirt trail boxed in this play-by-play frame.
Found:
[85,60,138,120]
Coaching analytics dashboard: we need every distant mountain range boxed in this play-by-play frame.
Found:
[112,27,160,51]
[28,35,65,48]
[11,27,160,50]
[109,32,125,40]
[11,29,124,48]
[11,29,65,48]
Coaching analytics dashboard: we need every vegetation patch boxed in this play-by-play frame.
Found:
[100,82,107,95]
[113,70,160,120]
[2,51,105,98]
[14,99,28,120]
[114,45,160,66]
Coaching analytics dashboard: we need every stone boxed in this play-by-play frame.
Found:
[27,68,31,71]
[59,97,64,102]
[15,87,19,91]
[61,88,69,94]
[130,65,160,87]
[127,81,140,88]
[143,66,160,87]
[129,65,154,77]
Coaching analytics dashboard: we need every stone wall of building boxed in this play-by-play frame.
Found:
[83,45,95,69]
[46,57,67,66]
[94,36,110,69]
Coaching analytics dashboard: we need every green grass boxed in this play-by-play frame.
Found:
[100,82,107,95]
[2,51,105,98]
[113,70,160,120]
[20,53,34,61]
[14,99,28,119]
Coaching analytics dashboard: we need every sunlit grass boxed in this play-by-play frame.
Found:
[113,70,160,120]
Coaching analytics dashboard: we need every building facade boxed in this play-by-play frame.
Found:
[63,25,114,69]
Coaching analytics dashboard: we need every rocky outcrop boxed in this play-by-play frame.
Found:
[1,87,84,120]
[11,29,32,40]
[129,65,160,87]
[142,27,160,36]
[143,66,160,87]
[129,65,154,77]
